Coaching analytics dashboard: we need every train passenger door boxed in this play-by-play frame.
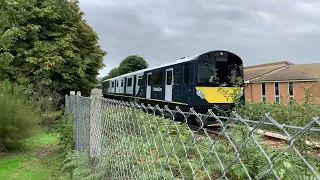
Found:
[182,63,192,105]
[146,72,152,99]
[116,80,120,93]
[172,68,182,102]
[165,68,173,101]
[112,81,115,93]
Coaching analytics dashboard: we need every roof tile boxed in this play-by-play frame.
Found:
[250,63,320,82]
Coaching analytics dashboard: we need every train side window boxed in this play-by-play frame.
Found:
[152,72,162,85]
[184,64,189,84]
[174,71,179,85]
[127,78,132,87]
[112,81,114,87]
[116,81,119,87]
[166,70,172,85]
[138,76,143,86]
[121,79,124,87]
[147,74,151,86]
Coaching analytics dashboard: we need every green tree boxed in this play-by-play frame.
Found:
[118,55,148,75]
[101,67,120,82]
[0,0,106,99]
[101,55,148,81]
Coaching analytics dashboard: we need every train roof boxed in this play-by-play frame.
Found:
[103,52,201,82]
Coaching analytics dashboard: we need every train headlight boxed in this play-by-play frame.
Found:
[196,90,205,99]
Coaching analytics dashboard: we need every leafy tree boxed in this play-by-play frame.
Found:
[118,55,148,75]
[101,55,148,81]
[101,67,120,82]
[0,0,106,100]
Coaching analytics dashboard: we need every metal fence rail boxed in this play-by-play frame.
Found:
[65,94,320,180]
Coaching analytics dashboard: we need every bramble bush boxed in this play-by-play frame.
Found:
[0,80,41,151]
[53,113,74,155]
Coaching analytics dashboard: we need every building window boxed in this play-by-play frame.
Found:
[289,82,294,104]
[274,82,280,104]
[261,83,266,102]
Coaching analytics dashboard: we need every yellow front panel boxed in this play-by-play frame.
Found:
[195,87,244,103]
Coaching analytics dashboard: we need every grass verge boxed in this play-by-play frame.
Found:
[0,130,65,180]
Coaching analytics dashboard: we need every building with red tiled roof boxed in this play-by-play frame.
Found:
[243,61,320,104]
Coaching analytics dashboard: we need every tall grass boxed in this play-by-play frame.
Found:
[0,80,41,151]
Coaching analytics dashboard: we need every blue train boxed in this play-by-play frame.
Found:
[102,50,245,123]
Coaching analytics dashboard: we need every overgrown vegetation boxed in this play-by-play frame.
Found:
[0,80,40,151]
[54,113,74,155]
[61,98,319,179]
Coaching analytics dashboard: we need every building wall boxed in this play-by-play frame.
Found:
[244,81,320,104]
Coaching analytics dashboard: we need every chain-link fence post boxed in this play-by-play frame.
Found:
[89,96,102,159]
[76,91,81,151]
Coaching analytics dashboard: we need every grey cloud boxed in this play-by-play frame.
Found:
[78,0,320,76]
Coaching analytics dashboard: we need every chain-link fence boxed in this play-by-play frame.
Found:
[65,94,320,180]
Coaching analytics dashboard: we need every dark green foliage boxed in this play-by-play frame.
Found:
[0,80,41,151]
[101,67,121,81]
[101,55,148,81]
[118,55,148,75]
[61,150,110,180]
[0,0,106,99]
[54,114,74,154]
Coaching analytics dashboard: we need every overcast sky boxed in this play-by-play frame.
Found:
[78,0,320,77]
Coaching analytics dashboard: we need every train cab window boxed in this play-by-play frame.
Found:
[152,72,162,85]
[174,71,180,85]
[166,70,172,85]
[147,74,152,86]
[183,64,189,84]
[127,78,132,87]
[228,65,241,85]
[197,63,216,84]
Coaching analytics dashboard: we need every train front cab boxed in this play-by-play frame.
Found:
[191,50,245,116]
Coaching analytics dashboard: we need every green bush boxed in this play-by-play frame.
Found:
[0,80,41,151]
[236,101,320,127]
[54,114,74,154]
